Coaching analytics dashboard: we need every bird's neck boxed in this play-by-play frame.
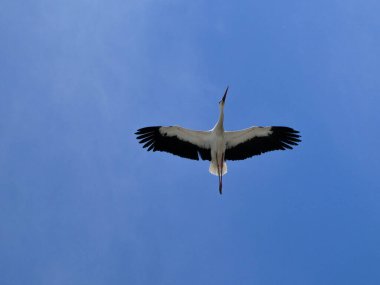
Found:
[214,107,224,132]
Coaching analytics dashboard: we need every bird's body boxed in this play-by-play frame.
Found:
[209,127,227,176]
[135,87,301,194]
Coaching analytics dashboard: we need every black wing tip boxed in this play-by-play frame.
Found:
[135,126,161,135]
[272,126,302,141]
[272,126,300,133]
[135,126,162,152]
[270,126,302,151]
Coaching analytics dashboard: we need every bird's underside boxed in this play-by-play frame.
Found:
[135,125,301,160]
[135,125,301,194]
[136,85,301,194]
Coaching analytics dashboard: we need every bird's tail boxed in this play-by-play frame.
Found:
[209,161,228,176]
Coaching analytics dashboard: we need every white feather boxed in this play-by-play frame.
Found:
[225,126,273,148]
[209,161,228,176]
[159,126,211,149]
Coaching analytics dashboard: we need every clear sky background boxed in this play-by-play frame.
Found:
[1,0,380,284]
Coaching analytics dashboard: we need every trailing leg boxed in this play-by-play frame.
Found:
[216,156,222,194]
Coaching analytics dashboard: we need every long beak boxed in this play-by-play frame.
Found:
[221,86,228,103]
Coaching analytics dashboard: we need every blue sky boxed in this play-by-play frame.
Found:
[1,0,380,284]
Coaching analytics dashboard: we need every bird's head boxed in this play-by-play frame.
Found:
[219,86,229,108]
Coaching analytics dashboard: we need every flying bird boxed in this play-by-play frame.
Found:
[135,87,301,194]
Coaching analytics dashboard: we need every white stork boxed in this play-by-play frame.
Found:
[135,87,301,194]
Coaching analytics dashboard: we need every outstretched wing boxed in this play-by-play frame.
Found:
[135,126,212,161]
[225,126,301,161]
